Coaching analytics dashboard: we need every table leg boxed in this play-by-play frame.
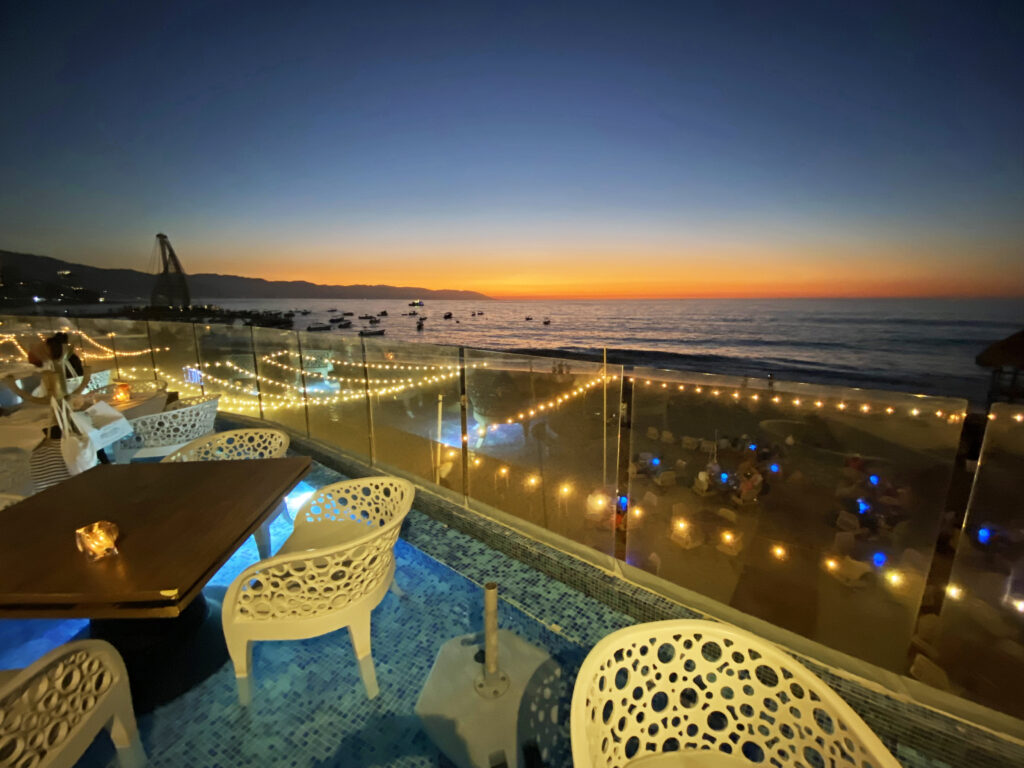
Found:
[90,593,229,713]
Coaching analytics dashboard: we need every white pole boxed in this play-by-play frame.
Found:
[434,393,443,484]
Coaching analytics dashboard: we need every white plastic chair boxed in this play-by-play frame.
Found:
[161,427,288,463]
[162,427,289,557]
[571,620,899,768]
[115,395,219,461]
[221,476,415,705]
[0,639,145,768]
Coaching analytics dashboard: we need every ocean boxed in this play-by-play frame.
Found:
[199,297,1024,407]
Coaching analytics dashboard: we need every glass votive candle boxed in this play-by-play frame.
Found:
[75,521,120,560]
[113,382,131,402]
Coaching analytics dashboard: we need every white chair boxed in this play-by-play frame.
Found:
[162,427,289,557]
[161,427,288,463]
[653,470,676,490]
[571,620,899,768]
[221,476,415,705]
[115,395,219,461]
[660,430,675,444]
[0,639,145,768]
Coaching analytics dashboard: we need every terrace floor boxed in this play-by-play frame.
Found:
[0,460,638,768]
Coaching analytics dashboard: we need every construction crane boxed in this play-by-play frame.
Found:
[150,233,190,308]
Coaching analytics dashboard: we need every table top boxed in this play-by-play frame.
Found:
[0,457,311,619]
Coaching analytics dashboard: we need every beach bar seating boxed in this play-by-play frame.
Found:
[0,639,144,768]
[221,476,415,704]
[570,620,899,767]
[115,394,219,461]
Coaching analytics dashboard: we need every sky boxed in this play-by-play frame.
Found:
[0,0,1022,299]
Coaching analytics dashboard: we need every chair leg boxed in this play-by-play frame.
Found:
[108,695,146,768]
[388,574,405,599]
[348,613,379,699]
[226,635,254,706]
[253,522,271,560]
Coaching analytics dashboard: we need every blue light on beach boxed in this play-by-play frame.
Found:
[872,552,887,568]
[769,463,780,473]
[651,457,661,467]
[977,527,991,544]
[857,498,870,514]
[869,474,880,486]
[748,443,757,451]
[719,472,729,484]
[618,496,629,513]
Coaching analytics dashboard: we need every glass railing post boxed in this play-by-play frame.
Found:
[248,326,265,421]
[360,336,376,465]
[190,322,206,397]
[294,330,312,437]
[459,346,470,505]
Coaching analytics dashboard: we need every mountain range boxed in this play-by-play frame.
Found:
[0,249,491,301]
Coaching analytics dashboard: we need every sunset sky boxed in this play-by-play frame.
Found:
[1,1,1021,299]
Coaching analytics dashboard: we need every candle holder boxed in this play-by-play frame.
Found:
[113,382,131,402]
[75,521,120,560]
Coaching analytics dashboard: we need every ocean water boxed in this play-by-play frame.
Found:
[193,297,1022,405]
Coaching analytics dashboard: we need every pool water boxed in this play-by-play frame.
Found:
[0,461,637,768]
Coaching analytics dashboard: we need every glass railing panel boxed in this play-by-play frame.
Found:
[146,320,202,397]
[927,403,1024,719]
[193,323,261,417]
[362,336,463,502]
[57,317,151,390]
[251,327,309,437]
[61,317,157,384]
[462,349,623,557]
[0,315,54,367]
[625,367,966,672]
[298,331,371,462]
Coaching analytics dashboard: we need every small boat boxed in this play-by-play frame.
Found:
[416,318,426,331]
[307,323,331,332]
[329,316,345,323]
[525,316,533,321]
[368,317,381,325]
[378,310,388,317]
[328,308,338,313]
[407,310,418,316]
[542,318,551,325]
[443,312,453,319]
[358,314,375,320]
[409,300,424,306]
[359,328,386,337]
[336,319,352,328]
[342,311,354,316]
[299,309,311,315]
[476,310,484,315]
[471,311,477,316]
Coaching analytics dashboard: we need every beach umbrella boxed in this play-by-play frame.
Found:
[976,329,1024,369]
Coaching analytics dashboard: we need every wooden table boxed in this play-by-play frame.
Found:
[0,457,311,619]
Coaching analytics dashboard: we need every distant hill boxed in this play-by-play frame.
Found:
[0,249,491,301]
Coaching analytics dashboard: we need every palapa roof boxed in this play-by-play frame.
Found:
[976,329,1024,369]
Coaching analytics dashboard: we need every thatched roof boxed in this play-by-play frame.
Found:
[976,329,1024,369]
